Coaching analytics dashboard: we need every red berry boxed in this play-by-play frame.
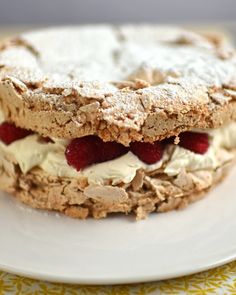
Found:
[0,122,33,145]
[65,135,128,171]
[130,141,163,164]
[99,141,128,162]
[179,132,209,154]
[65,136,101,171]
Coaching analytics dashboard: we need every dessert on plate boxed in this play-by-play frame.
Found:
[0,25,236,219]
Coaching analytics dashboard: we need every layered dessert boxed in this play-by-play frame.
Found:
[0,26,236,219]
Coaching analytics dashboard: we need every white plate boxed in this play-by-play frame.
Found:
[1,167,236,285]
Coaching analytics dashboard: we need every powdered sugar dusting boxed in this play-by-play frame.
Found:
[0,26,235,90]
[0,25,236,134]
[129,45,236,87]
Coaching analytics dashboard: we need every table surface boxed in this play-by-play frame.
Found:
[0,24,236,294]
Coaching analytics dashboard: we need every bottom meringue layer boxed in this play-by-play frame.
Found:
[0,143,233,220]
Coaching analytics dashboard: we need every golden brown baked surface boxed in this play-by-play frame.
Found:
[0,26,236,145]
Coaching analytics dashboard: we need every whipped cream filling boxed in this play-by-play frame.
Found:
[80,152,165,185]
[0,111,235,184]
[0,136,164,185]
[164,124,236,176]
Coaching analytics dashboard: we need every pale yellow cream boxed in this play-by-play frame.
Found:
[164,123,236,176]
[0,137,164,185]
[81,152,164,185]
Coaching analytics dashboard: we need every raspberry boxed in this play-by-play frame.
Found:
[130,141,163,164]
[65,136,128,171]
[99,141,128,162]
[0,122,33,145]
[179,132,209,154]
[65,136,101,171]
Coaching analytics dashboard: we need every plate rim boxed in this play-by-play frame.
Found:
[1,253,236,285]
